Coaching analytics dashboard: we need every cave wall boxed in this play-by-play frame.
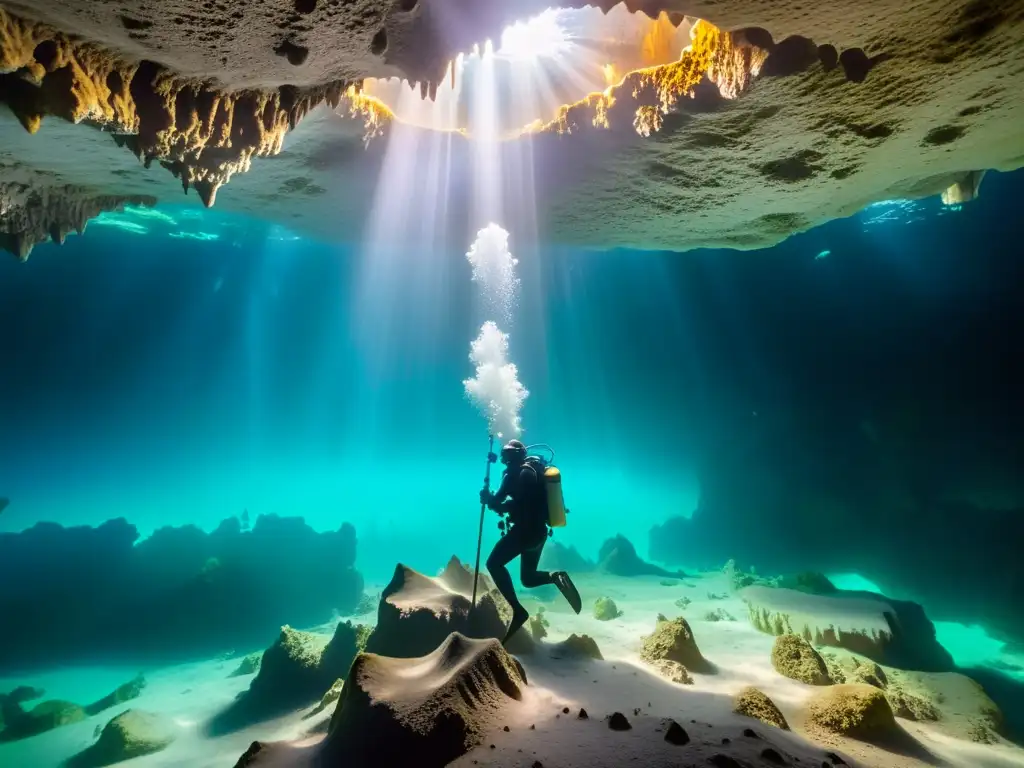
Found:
[649,400,1024,644]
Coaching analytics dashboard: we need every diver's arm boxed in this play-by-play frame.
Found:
[482,472,512,512]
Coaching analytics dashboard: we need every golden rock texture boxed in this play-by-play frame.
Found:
[0,0,1022,251]
[0,7,347,208]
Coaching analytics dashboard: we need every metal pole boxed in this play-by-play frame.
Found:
[471,434,496,609]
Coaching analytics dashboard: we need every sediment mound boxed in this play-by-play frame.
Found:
[437,555,493,596]
[640,616,715,675]
[597,535,685,579]
[771,634,832,686]
[741,586,953,671]
[233,633,525,768]
[67,710,176,768]
[364,564,506,659]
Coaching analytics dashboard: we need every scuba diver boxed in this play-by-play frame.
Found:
[481,439,582,643]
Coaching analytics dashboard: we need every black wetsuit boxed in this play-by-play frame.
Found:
[485,462,553,612]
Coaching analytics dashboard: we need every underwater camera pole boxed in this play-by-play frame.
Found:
[471,434,497,611]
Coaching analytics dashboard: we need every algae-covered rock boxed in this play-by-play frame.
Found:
[549,634,603,660]
[229,653,262,678]
[651,659,693,685]
[771,634,831,685]
[733,687,789,730]
[528,608,549,641]
[250,625,331,701]
[703,608,736,622]
[0,699,85,742]
[851,661,888,690]
[805,684,900,741]
[67,709,175,768]
[640,617,714,674]
[354,624,372,654]
[207,620,360,735]
[886,686,939,722]
[84,674,147,716]
[307,678,344,718]
[593,596,622,621]
[724,559,780,591]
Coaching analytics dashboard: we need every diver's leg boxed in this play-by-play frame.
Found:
[520,532,554,588]
[486,527,530,643]
[485,528,523,609]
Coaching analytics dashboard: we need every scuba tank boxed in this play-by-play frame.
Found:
[526,444,567,528]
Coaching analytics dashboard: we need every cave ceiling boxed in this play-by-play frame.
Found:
[1,0,1022,258]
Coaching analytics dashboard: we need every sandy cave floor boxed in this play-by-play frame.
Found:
[2,570,1024,768]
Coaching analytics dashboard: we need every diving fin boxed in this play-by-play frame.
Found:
[553,571,582,614]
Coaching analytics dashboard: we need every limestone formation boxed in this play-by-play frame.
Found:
[66,710,176,768]
[639,616,715,675]
[741,586,953,671]
[0,1,1022,252]
[804,684,901,742]
[0,7,348,207]
[597,535,685,579]
[770,634,832,686]
[732,687,789,730]
[538,541,595,573]
[364,564,506,659]
[0,182,155,259]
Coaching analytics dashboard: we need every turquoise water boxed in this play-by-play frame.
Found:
[2,173,1023,683]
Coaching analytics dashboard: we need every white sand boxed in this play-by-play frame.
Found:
[3,570,1023,768]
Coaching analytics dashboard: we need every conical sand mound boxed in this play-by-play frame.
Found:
[322,632,526,767]
[365,564,506,659]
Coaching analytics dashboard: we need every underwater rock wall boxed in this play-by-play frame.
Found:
[0,513,363,672]
[648,403,1024,644]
